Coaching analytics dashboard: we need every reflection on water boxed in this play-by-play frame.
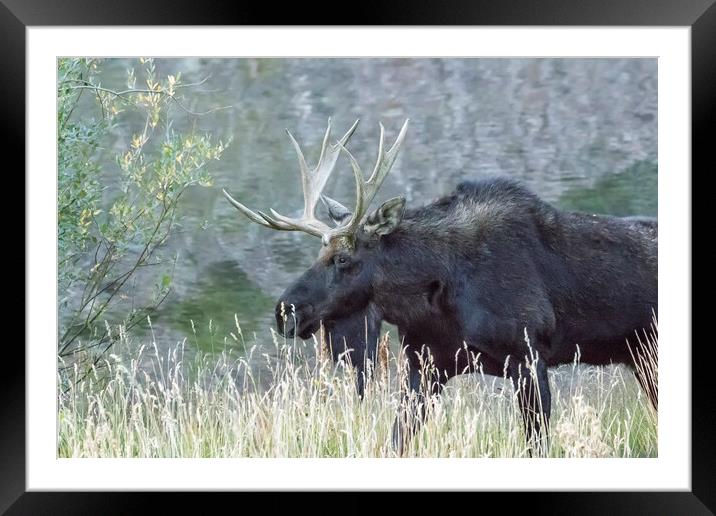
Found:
[75,58,657,356]
[153,260,275,353]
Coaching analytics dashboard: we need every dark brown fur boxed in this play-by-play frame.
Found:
[276,177,657,453]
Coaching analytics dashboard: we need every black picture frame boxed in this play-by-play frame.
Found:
[7,0,711,513]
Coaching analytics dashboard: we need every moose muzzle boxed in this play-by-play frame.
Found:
[275,300,317,339]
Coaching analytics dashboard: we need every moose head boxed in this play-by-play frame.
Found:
[223,118,408,389]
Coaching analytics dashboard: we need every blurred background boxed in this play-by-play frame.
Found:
[69,57,657,355]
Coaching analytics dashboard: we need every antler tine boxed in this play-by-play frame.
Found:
[327,119,409,243]
[286,127,308,169]
[316,116,334,170]
[363,119,409,213]
[285,118,335,220]
[310,118,360,219]
[223,118,360,239]
[368,123,386,185]
[369,119,409,192]
[222,189,291,229]
[269,118,359,233]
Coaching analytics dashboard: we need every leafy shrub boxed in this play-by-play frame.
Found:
[58,58,227,377]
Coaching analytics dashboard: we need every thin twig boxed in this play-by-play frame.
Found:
[63,80,232,117]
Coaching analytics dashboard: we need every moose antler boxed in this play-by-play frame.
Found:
[222,118,360,238]
[322,119,409,244]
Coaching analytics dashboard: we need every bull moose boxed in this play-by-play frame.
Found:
[222,118,658,455]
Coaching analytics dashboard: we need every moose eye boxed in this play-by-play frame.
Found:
[334,255,350,267]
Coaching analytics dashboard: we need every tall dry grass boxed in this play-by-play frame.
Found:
[57,319,657,458]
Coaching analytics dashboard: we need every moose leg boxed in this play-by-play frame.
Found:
[353,312,381,399]
[391,356,446,456]
[358,305,382,398]
[325,304,382,399]
[507,357,551,457]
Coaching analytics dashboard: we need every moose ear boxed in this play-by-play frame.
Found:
[321,195,352,227]
[363,196,406,236]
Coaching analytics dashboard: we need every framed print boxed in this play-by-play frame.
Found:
[8,0,712,513]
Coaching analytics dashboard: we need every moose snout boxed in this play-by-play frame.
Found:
[275,301,315,338]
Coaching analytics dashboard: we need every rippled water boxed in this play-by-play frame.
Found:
[78,58,657,354]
